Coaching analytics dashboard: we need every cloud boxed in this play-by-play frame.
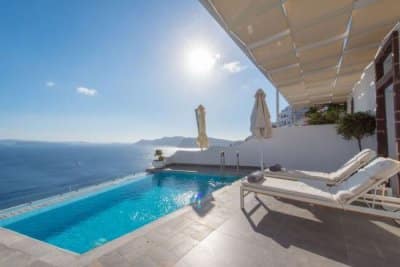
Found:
[76,87,97,96]
[46,81,55,87]
[222,61,247,73]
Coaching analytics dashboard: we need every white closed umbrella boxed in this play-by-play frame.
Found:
[195,105,209,150]
[250,89,272,138]
[250,89,272,170]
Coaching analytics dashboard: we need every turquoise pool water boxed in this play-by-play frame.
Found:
[0,171,239,254]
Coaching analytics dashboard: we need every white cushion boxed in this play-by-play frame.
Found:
[342,149,375,167]
[331,149,376,184]
[263,149,376,185]
[243,177,335,203]
[334,157,400,203]
[263,169,332,182]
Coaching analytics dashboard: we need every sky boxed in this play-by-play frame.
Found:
[0,0,287,143]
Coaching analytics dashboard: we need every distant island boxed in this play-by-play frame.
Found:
[133,136,237,148]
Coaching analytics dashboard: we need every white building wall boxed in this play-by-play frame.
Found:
[352,62,376,113]
[350,23,400,114]
[168,124,377,172]
[278,106,308,127]
[277,106,292,126]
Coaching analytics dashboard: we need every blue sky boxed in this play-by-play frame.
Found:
[0,0,287,142]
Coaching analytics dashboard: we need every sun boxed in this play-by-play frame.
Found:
[185,45,217,75]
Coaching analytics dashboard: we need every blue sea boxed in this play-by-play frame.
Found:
[0,142,179,210]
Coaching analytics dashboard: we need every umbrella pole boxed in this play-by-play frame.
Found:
[261,150,264,171]
[259,139,264,171]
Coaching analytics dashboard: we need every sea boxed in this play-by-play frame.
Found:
[0,142,181,210]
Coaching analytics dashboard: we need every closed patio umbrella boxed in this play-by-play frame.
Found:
[250,89,272,138]
[195,105,209,150]
[250,89,272,170]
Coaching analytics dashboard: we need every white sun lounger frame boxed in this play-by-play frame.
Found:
[240,177,400,222]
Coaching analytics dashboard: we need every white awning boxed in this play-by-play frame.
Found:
[200,0,400,107]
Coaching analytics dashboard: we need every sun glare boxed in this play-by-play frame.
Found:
[185,46,217,75]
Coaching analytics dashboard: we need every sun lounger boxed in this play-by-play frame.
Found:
[264,149,376,185]
[241,157,400,224]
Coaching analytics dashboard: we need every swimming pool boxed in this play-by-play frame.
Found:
[0,171,239,254]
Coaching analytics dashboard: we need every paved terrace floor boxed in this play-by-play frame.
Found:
[1,165,400,267]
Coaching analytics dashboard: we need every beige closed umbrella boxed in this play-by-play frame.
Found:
[250,89,272,170]
[195,105,209,150]
[250,89,272,138]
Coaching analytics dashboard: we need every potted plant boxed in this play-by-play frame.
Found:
[152,149,166,168]
[336,112,376,151]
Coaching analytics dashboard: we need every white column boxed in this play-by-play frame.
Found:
[276,88,279,123]
[291,106,295,126]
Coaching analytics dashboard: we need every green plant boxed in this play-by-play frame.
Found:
[154,149,164,161]
[336,112,376,151]
[305,104,345,125]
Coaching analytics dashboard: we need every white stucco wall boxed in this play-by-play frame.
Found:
[168,124,377,172]
[350,22,400,114]
[352,62,376,113]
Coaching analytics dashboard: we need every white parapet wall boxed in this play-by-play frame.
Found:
[167,124,377,172]
[352,62,376,113]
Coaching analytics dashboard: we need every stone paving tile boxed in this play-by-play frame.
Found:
[346,248,390,267]
[0,243,15,259]
[174,245,227,267]
[0,228,25,246]
[84,259,103,267]
[29,260,57,267]
[38,249,78,267]
[96,252,131,267]
[117,235,154,263]
[286,246,349,267]
[0,250,34,267]
[176,230,276,267]
[127,255,161,267]
[145,244,180,267]
[181,221,214,241]
[8,237,53,258]
[185,206,233,229]
[170,239,199,259]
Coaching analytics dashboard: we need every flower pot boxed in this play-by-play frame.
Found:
[152,159,166,169]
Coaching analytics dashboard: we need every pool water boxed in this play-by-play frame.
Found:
[0,171,239,253]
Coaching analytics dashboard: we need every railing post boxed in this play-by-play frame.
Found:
[220,151,225,172]
[240,186,244,209]
[236,151,240,172]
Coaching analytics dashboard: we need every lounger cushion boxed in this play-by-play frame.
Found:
[334,158,400,203]
[263,170,333,182]
[263,149,376,184]
[331,149,376,183]
[243,177,335,203]
[342,149,376,168]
